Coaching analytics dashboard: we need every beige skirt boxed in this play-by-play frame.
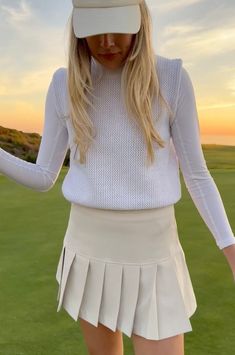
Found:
[55,202,197,340]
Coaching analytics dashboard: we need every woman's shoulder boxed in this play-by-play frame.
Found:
[154,54,185,121]
[155,54,193,96]
[50,67,69,118]
[155,54,183,77]
[51,67,67,84]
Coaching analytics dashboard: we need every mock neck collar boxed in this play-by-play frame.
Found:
[91,56,123,80]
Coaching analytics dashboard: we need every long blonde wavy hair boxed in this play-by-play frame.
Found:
[65,0,172,166]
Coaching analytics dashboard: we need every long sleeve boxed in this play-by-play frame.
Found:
[170,66,235,250]
[0,71,69,192]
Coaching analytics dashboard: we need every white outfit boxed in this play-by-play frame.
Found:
[0,54,234,250]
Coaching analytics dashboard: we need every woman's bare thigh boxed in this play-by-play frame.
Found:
[79,317,124,355]
[131,332,184,355]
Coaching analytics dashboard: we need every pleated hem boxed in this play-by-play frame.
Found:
[55,243,197,341]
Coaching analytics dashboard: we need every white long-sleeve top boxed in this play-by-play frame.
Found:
[0,54,234,250]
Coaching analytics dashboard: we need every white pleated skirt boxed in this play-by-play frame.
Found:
[55,202,197,340]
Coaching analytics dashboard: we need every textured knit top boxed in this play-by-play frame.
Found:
[0,54,234,250]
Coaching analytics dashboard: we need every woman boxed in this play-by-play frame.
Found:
[1,0,235,354]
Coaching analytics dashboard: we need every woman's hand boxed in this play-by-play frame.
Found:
[222,243,235,282]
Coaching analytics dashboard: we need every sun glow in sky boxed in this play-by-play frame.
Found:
[0,0,234,145]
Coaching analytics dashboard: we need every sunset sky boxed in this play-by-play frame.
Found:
[0,0,234,145]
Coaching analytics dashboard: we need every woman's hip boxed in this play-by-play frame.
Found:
[62,202,184,264]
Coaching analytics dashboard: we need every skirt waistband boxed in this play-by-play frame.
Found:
[63,203,183,264]
[70,203,175,216]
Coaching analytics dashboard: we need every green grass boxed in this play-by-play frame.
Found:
[0,147,235,355]
[202,144,235,169]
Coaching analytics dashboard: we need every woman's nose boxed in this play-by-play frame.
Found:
[100,33,115,48]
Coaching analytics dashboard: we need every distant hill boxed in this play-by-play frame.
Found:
[0,125,70,166]
[0,125,234,169]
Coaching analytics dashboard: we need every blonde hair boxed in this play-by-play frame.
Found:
[65,0,172,166]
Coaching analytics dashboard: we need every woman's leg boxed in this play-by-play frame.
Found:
[131,333,184,355]
[79,318,124,355]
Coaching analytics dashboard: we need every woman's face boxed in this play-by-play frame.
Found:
[85,33,135,70]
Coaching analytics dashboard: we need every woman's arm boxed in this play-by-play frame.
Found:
[222,244,235,281]
[0,71,69,191]
[170,66,235,254]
